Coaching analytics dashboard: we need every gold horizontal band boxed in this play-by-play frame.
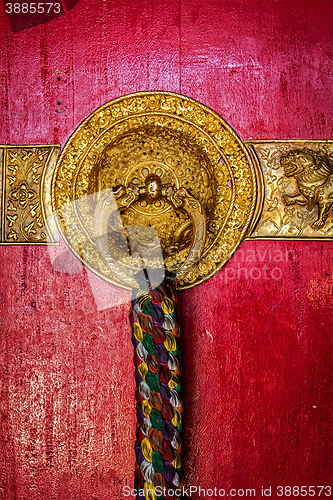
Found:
[1,108,332,289]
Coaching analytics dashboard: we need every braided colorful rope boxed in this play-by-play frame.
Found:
[130,271,182,500]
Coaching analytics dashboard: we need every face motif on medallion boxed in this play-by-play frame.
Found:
[144,174,162,203]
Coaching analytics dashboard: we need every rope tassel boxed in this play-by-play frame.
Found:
[130,271,183,500]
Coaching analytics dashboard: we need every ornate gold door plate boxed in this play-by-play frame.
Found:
[1,92,332,289]
[51,91,257,290]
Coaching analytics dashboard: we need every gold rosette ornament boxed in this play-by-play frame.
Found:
[51,91,257,290]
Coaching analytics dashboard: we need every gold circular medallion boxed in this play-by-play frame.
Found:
[52,91,257,290]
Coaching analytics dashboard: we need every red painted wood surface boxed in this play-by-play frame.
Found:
[0,1,332,498]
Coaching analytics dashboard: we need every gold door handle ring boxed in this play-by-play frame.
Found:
[93,173,207,288]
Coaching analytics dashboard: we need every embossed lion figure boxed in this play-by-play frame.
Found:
[280,148,333,229]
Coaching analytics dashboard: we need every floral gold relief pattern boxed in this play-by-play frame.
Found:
[0,145,60,244]
[52,91,257,290]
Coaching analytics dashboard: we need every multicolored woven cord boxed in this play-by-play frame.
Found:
[130,272,182,500]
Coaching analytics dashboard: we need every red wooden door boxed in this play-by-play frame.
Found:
[0,1,332,498]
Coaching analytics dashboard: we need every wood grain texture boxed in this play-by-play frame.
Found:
[0,0,332,498]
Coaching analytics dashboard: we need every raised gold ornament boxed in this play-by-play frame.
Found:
[51,91,257,289]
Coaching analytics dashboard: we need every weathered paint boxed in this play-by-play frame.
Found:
[0,0,332,498]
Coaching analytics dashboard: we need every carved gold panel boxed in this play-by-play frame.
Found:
[0,145,60,244]
[246,140,333,240]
